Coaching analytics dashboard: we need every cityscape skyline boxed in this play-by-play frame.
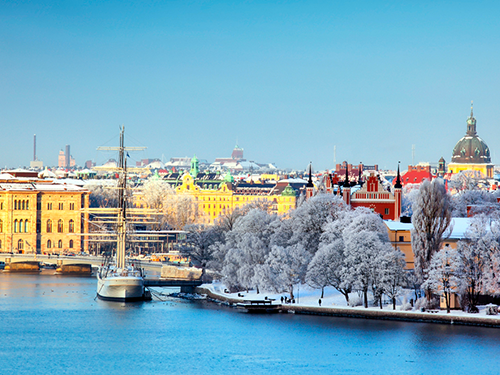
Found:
[2,1,500,170]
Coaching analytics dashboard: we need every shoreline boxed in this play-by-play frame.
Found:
[195,286,500,329]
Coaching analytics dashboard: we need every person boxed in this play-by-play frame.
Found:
[318,299,322,307]
[280,296,284,304]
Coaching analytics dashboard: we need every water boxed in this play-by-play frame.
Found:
[1,273,499,375]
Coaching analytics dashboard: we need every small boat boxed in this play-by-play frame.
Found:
[236,299,281,314]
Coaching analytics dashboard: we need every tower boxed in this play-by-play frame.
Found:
[65,145,70,168]
[343,165,351,206]
[306,163,314,200]
[394,162,402,220]
[190,155,199,178]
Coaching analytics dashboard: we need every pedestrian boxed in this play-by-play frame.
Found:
[281,296,284,304]
[318,299,322,307]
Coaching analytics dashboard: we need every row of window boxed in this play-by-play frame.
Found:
[46,203,76,210]
[13,219,29,233]
[46,219,75,233]
[14,200,30,210]
[0,239,75,250]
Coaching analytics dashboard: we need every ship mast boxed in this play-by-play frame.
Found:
[97,126,146,269]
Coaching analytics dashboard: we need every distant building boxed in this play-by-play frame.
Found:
[58,148,76,168]
[448,103,494,178]
[335,161,378,179]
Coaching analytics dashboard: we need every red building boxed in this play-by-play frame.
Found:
[397,165,433,187]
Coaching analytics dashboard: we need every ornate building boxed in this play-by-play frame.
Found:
[448,103,494,178]
[0,173,90,254]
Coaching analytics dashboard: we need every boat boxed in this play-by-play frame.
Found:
[95,126,151,302]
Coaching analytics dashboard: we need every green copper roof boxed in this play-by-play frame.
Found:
[281,184,296,197]
[223,171,234,183]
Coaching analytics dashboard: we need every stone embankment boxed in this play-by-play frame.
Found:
[195,287,500,329]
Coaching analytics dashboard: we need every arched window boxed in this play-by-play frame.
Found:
[18,239,24,251]
[47,240,52,249]
[26,200,29,210]
[14,219,18,233]
[22,201,25,210]
[24,220,28,233]
[58,219,63,233]
[69,240,74,248]
[14,200,17,210]
[0,219,3,233]
[69,219,74,233]
[47,220,52,233]
[58,240,63,248]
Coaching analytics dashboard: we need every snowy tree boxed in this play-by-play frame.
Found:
[458,214,499,311]
[279,194,346,254]
[265,244,312,299]
[411,179,453,289]
[422,245,462,313]
[401,185,420,217]
[179,224,224,279]
[306,238,352,301]
[220,209,277,292]
[452,190,499,218]
[380,249,407,310]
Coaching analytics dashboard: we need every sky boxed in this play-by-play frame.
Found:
[1,0,500,171]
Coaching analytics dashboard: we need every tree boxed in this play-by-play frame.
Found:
[452,190,499,218]
[180,224,224,279]
[457,214,498,312]
[422,245,462,313]
[380,249,407,310]
[265,244,312,299]
[411,179,453,291]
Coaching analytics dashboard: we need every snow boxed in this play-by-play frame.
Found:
[202,281,500,321]
[384,217,472,240]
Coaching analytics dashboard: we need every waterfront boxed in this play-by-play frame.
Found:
[1,273,500,374]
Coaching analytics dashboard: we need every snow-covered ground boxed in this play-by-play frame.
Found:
[202,282,500,321]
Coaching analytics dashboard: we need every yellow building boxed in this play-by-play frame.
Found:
[174,173,298,223]
[0,173,90,254]
[448,104,494,178]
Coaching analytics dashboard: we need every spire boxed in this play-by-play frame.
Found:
[306,163,314,188]
[466,100,477,136]
[394,161,402,189]
[343,164,350,188]
[358,163,363,186]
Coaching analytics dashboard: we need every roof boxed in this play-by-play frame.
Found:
[384,218,472,240]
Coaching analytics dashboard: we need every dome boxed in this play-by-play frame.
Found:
[451,105,491,164]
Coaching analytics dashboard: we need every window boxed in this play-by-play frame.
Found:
[47,220,52,233]
[58,240,63,248]
[0,240,2,249]
[26,200,29,210]
[14,200,17,210]
[0,219,2,233]
[58,219,63,233]
[22,201,25,210]
[47,203,52,210]
[59,203,63,210]
[69,219,74,233]
[47,240,52,249]
[69,240,74,249]
[70,203,75,210]
[384,208,389,215]
[18,239,24,251]
[0,202,3,210]
[14,219,18,233]
[399,236,404,242]
[24,220,28,233]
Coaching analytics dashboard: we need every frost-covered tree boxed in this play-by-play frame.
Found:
[278,194,346,254]
[265,244,312,299]
[380,249,407,310]
[457,214,499,311]
[452,190,499,218]
[411,179,453,289]
[179,224,224,278]
[306,238,351,301]
[422,245,462,313]
[401,185,420,217]
[221,209,277,292]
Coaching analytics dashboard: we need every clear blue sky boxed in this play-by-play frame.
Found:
[1,0,499,170]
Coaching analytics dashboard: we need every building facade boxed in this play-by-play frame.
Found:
[0,175,90,254]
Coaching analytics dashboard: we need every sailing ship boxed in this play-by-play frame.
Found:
[95,126,151,302]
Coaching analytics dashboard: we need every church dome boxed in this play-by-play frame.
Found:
[451,104,491,164]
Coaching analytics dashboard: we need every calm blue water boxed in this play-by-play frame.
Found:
[1,272,499,375]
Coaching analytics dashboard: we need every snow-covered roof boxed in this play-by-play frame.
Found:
[385,217,472,239]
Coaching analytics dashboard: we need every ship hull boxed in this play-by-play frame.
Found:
[97,274,146,302]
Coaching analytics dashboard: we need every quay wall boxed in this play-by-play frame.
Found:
[195,287,500,329]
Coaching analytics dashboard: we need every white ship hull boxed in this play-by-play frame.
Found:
[97,269,146,302]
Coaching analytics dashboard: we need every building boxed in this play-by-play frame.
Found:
[306,163,403,221]
[335,161,378,180]
[397,165,434,187]
[58,147,76,168]
[448,103,494,178]
[0,173,90,254]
